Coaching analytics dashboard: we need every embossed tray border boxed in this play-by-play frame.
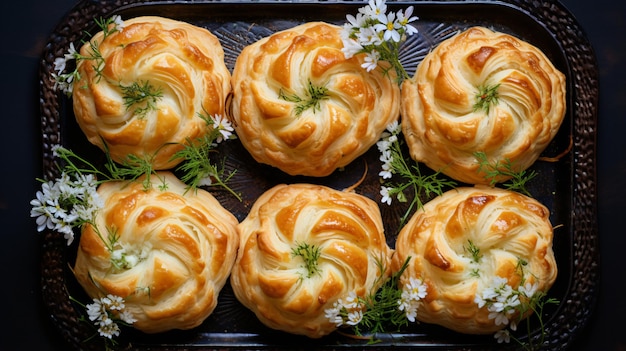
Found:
[38,0,599,350]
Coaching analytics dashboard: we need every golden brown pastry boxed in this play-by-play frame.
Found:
[230,183,393,338]
[73,16,231,170]
[230,22,401,177]
[391,186,557,334]
[73,171,239,333]
[401,26,566,184]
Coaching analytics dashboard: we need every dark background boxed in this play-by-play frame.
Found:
[1,0,622,350]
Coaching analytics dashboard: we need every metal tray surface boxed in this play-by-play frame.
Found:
[38,0,599,350]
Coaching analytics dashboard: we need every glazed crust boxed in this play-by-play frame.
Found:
[401,26,566,184]
[230,183,393,338]
[73,172,239,333]
[392,186,557,334]
[73,16,231,170]
[230,22,400,177]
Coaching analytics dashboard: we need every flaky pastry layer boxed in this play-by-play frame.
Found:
[73,172,239,333]
[230,183,393,338]
[230,22,400,177]
[401,26,566,184]
[73,16,231,169]
[392,186,557,334]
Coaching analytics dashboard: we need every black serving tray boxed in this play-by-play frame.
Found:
[38,1,599,350]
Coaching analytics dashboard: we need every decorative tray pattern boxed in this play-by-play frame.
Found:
[38,0,599,350]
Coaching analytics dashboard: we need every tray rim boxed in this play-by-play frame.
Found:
[37,0,600,350]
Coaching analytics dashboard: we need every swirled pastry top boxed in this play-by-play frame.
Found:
[73,172,239,333]
[230,22,401,177]
[230,183,393,338]
[392,186,557,334]
[73,16,231,170]
[401,26,566,184]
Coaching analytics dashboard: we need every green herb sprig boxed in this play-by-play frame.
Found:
[474,259,559,351]
[474,84,500,113]
[351,256,412,340]
[340,1,419,84]
[291,242,322,279]
[52,15,125,95]
[279,80,329,116]
[474,151,537,196]
[171,111,241,200]
[465,240,482,264]
[120,80,163,118]
[465,240,482,277]
[378,123,457,229]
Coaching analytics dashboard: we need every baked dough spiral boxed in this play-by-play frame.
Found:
[73,172,239,333]
[230,22,401,177]
[73,16,231,170]
[401,26,566,184]
[230,183,393,338]
[391,186,557,334]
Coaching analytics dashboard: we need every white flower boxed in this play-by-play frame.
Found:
[105,294,125,311]
[489,300,505,313]
[32,167,103,245]
[362,50,380,72]
[30,182,57,232]
[198,176,213,186]
[494,329,511,343]
[56,222,77,245]
[346,309,363,326]
[51,144,63,157]
[97,318,121,339]
[379,166,393,180]
[359,0,387,19]
[345,12,367,28]
[110,248,125,261]
[519,282,539,298]
[119,310,137,324]
[86,298,108,322]
[396,6,419,36]
[379,150,393,179]
[474,286,498,307]
[477,276,526,328]
[211,114,234,143]
[53,57,68,76]
[374,12,402,42]
[123,253,139,268]
[492,276,508,287]
[380,186,393,205]
[52,72,74,95]
[343,291,360,309]
[405,277,428,301]
[376,139,390,153]
[324,303,343,327]
[53,43,77,75]
[356,26,383,47]
[398,299,419,322]
[85,294,135,339]
[489,310,510,326]
[111,15,125,31]
[341,36,363,59]
[386,120,401,135]
[397,276,427,322]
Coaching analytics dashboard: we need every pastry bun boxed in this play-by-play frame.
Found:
[230,183,393,338]
[230,22,400,177]
[73,172,239,333]
[392,186,557,334]
[401,26,566,184]
[73,16,231,170]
